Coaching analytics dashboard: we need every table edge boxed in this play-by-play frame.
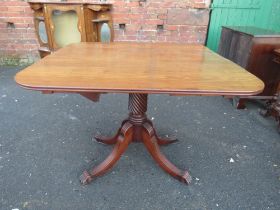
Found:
[14,80,264,96]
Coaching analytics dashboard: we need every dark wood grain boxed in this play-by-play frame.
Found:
[260,49,280,133]
[29,1,113,58]
[81,93,191,185]
[218,26,280,108]
[275,49,280,56]
[15,42,264,96]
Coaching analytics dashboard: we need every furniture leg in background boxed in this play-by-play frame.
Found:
[259,49,280,133]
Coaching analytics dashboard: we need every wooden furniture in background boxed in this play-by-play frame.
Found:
[29,0,113,58]
[15,43,264,185]
[274,49,280,65]
[260,49,280,133]
[218,26,280,109]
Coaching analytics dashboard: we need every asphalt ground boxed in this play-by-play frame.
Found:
[0,66,279,210]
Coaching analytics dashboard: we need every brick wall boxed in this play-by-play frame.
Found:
[0,0,38,64]
[0,0,211,65]
[113,0,210,42]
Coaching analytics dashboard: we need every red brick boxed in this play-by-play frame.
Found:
[15,23,31,28]
[147,8,167,15]
[113,1,126,7]
[126,2,140,7]
[141,31,157,36]
[0,6,8,12]
[113,18,130,24]
[113,7,130,13]
[1,2,28,6]
[167,8,210,26]
[8,6,25,12]
[161,2,176,8]
[144,14,158,19]
[156,35,166,42]
[123,35,137,41]
[193,3,207,8]
[126,24,142,31]
[130,7,145,14]
[112,13,129,19]
[1,0,210,63]
[166,25,178,31]
[142,24,156,30]
[144,19,164,25]
[129,13,144,20]
[158,14,167,20]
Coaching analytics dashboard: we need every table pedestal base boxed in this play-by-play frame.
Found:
[80,93,192,185]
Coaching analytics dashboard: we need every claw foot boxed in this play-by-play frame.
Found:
[80,171,93,185]
[94,134,118,145]
[181,171,192,185]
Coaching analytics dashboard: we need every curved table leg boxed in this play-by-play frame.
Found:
[94,119,129,145]
[142,123,191,184]
[145,119,178,146]
[94,129,121,145]
[155,135,178,146]
[80,122,133,185]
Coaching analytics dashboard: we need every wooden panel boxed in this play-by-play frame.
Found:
[15,43,264,96]
[218,27,280,97]
[84,6,97,42]
[33,9,49,48]
[29,2,113,56]
[219,27,253,68]
[247,38,280,95]
[45,4,86,50]
[229,32,252,68]
[218,27,233,58]
[96,11,113,42]
[38,47,51,58]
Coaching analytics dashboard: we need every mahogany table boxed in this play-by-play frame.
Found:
[15,42,264,185]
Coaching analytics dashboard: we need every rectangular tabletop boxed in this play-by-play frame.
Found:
[15,42,264,96]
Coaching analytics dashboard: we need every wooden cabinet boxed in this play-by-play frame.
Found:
[29,1,113,58]
[260,49,280,132]
[218,26,280,108]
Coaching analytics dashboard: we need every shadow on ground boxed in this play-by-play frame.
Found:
[0,66,280,210]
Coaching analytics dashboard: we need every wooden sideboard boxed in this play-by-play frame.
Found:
[28,0,113,58]
[260,49,280,133]
[272,49,280,132]
[218,26,280,109]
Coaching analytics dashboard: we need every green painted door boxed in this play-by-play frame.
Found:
[265,0,280,32]
[207,0,280,52]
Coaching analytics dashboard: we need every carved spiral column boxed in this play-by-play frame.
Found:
[128,93,148,125]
